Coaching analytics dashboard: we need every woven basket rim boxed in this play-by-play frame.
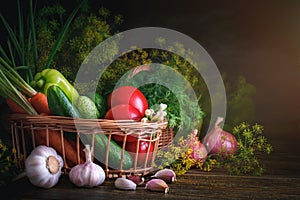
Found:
[8,114,168,130]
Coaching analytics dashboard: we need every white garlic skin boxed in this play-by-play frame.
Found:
[69,162,105,188]
[25,145,63,188]
[69,145,105,188]
[114,178,137,190]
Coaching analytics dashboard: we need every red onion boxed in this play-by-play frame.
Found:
[203,117,238,156]
[191,141,207,161]
[188,130,208,161]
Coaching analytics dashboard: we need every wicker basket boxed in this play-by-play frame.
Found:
[9,114,169,178]
[158,127,174,148]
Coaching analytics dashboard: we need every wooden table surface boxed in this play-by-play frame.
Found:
[1,138,300,200]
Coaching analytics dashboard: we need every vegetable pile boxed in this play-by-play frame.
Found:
[0,62,166,167]
[0,0,274,191]
[0,56,172,186]
[0,63,171,188]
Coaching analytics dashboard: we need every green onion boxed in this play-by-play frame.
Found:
[0,0,83,81]
[0,58,37,97]
[44,1,84,69]
[0,69,38,115]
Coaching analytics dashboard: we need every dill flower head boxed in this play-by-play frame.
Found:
[154,130,217,176]
[0,139,16,173]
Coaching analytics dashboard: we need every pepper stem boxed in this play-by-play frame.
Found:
[46,156,60,174]
[35,79,45,89]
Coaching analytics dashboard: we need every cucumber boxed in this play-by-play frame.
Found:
[92,134,133,170]
[75,96,100,119]
[47,85,81,118]
[87,92,106,118]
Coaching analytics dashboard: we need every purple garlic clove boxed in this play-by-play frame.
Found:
[153,168,176,183]
[127,174,145,186]
[145,179,169,193]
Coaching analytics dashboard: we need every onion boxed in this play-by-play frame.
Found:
[191,141,207,161]
[188,130,208,161]
[203,117,238,156]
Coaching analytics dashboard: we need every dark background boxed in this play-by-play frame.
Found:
[1,0,299,149]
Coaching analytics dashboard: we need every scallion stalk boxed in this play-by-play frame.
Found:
[0,69,38,115]
[0,57,37,97]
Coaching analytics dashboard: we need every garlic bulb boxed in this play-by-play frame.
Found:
[25,145,63,188]
[69,144,105,188]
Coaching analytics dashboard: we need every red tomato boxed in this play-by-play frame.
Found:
[105,104,143,121]
[112,134,137,143]
[107,86,148,116]
[125,140,154,166]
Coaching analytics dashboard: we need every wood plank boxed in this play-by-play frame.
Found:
[1,138,299,200]
[2,169,299,200]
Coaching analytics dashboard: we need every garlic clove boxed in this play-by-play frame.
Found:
[152,169,176,183]
[114,178,137,190]
[145,179,169,193]
[127,174,145,186]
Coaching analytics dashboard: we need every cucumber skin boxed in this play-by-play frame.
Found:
[93,134,133,170]
[75,96,100,119]
[47,85,81,118]
[87,92,107,118]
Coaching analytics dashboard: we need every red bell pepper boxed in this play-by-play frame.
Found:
[105,86,148,121]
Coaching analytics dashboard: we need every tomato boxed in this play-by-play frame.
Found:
[105,104,143,121]
[125,140,154,166]
[107,86,148,116]
[112,134,137,143]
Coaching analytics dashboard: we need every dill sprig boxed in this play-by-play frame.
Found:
[0,138,18,186]
[154,122,273,176]
[216,122,273,176]
[154,133,217,176]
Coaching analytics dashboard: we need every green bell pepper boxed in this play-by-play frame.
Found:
[30,69,79,102]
